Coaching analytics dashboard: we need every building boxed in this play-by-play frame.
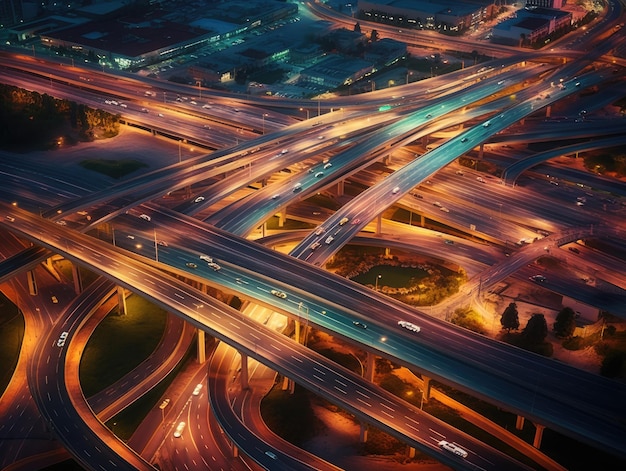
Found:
[357,0,497,33]
[490,6,571,46]
[299,54,375,89]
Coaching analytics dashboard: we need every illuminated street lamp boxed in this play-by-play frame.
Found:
[299,107,309,120]
[375,274,382,291]
[262,113,268,135]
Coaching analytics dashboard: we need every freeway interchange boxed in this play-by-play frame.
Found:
[2,7,626,471]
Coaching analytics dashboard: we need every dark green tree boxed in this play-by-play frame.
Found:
[370,29,379,42]
[354,22,361,33]
[553,307,577,338]
[500,302,519,332]
[523,313,548,345]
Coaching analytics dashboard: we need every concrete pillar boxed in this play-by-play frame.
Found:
[365,352,375,382]
[71,264,83,295]
[479,143,484,160]
[376,214,382,235]
[197,329,206,363]
[117,286,127,316]
[240,352,249,390]
[384,247,391,259]
[516,415,525,430]
[278,209,286,227]
[533,424,545,448]
[359,422,368,443]
[294,319,302,344]
[407,447,416,458]
[382,154,390,165]
[545,105,551,118]
[27,270,38,296]
[422,376,431,401]
[232,444,239,458]
[337,180,345,196]
[281,375,295,394]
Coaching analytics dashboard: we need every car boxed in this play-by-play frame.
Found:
[314,227,325,235]
[281,149,289,154]
[270,289,287,299]
[549,180,559,186]
[126,235,135,239]
[339,217,349,225]
[5,216,15,222]
[310,241,321,251]
[139,214,151,221]
[141,108,149,113]
[325,235,334,244]
[51,296,59,304]
[323,162,332,169]
[186,262,198,269]
[193,383,203,396]
[173,421,186,438]
[398,320,421,332]
[455,170,464,175]
[438,440,468,458]
[476,177,485,183]
[56,220,67,226]
[460,137,468,143]
[530,274,546,283]
[159,398,170,409]
[483,120,490,127]
[440,207,450,212]
[293,182,302,192]
[157,240,168,246]
[158,113,164,117]
[190,101,197,105]
[207,262,221,271]
[194,196,205,203]
[353,321,367,329]
[351,218,361,225]
[200,255,213,262]
[271,194,280,200]
[392,187,400,194]
[315,171,324,178]
[412,193,423,199]
[202,104,212,109]
[444,239,454,245]
[57,331,68,347]
[265,451,277,459]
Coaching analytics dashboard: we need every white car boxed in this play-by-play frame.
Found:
[173,421,186,438]
[193,383,203,396]
[199,255,213,262]
[339,217,349,225]
[139,214,151,221]
[194,196,205,203]
[270,289,287,299]
[438,440,468,458]
[392,187,400,194]
[398,320,421,333]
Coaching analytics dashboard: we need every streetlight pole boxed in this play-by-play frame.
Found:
[178,139,182,163]
[299,107,309,120]
[375,274,382,291]
[153,229,158,262]
[262,113,268,135]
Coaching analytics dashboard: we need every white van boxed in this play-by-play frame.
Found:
[438,440,468,458]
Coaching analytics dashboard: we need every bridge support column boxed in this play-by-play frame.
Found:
[407,446,416,458]
[376,214,382,235]
[479,143,484,160]
[232,444,239,458]
[422,376,432,402]
[117,286,127,316]
[545,105,551,118]
[516,415,525,430]
[382,154,391,165]
[533,424,545,448]
[197,329,206,363]
[294,319,303,344]
[27,270,38,296]
[384,247,391,259]
[365,352,375,382]
[71,264,83,295]
[240,352,249,390]
[278,209,286,227]
[359,422,368,443]
[337,180,345,196]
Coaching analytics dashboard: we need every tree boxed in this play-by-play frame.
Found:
[354,22,361,33]
[500,302,519,332]
[370,29,379,42]
[523,313,548,345]
[553,307,577,338]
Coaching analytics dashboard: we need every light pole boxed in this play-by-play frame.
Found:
[262,113,268,134]
[299,107,309,120]
[196,80,202,99]
[375,274,382,291]
[178,139,182,163]
[153,229,159,262]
